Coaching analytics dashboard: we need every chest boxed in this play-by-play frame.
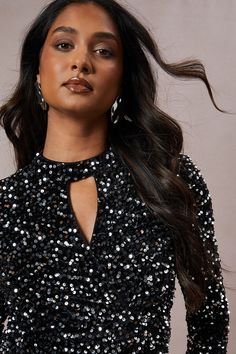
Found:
[1,173,177,312]
[67,176,98,246]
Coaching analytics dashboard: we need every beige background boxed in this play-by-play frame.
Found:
[0,1,235,353]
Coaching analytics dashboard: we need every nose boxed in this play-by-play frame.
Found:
[70,49,93,74]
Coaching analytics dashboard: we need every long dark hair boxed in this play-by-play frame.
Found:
[0,0,227,313]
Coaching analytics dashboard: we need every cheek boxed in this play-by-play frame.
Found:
[39,51,64,85]
[98,62,123,95]
[39,57,66,102]
[97,69,123,113]
[103,61,122,82]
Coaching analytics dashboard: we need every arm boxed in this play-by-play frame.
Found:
[0,181,8,338]
[0,292,7,336]
[178,154,230,353]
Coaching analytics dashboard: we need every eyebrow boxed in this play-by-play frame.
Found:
[51,26,119,44]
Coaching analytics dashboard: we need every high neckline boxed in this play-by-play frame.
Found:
[35,143,113,166]
[31,142,118,181]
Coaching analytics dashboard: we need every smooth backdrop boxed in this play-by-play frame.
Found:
[0,1,235,353]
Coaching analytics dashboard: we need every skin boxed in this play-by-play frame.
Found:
[37,3,124,162]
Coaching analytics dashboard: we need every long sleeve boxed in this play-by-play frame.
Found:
[178,154,230,354]
[0,292,7,337]
[0,183,8,339]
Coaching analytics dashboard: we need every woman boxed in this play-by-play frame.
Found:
[0,0,230,353]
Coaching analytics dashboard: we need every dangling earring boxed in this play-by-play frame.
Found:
[110,95,133,124]
[111,96,122,124]
[35,81,48,111]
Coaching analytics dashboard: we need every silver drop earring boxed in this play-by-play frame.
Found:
[111,96,122,124]
[35,82,48,111]
[110,95,133,124]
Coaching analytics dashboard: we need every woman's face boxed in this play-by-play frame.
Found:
[37,3,124,119]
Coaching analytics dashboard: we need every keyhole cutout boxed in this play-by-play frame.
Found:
[68,176,98,246]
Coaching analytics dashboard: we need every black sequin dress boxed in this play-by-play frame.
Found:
[0,143,229,353]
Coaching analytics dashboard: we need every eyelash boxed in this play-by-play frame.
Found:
[54,42,114,57]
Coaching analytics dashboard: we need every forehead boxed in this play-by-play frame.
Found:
[48,3,121,38]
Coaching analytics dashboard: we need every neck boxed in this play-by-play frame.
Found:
[42,109,109,163]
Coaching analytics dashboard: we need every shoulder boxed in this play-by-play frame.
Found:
[177,153,212,207]
[178,153,206,185]
[0,165,32,211]
[0,167,25,192]
[177,153,203,181]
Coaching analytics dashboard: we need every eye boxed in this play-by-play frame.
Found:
[95,48,113,57]
[54,41,73,51]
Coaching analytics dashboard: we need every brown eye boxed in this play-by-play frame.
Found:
[54,42,73,50]
[95,48,113,57]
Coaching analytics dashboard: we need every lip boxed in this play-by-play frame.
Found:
[64,84,92,94]
[63,77,93,92]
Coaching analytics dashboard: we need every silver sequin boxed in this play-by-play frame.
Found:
[0,145,229,353]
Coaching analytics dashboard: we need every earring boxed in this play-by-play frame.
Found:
[110,95,133,124]
[111,96,122,124]
[35,81,48,111]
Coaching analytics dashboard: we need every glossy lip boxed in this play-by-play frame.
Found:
[64,84,92,94]
[63,77,93,91]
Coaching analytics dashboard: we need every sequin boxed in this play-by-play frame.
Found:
[0,144,229,353]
